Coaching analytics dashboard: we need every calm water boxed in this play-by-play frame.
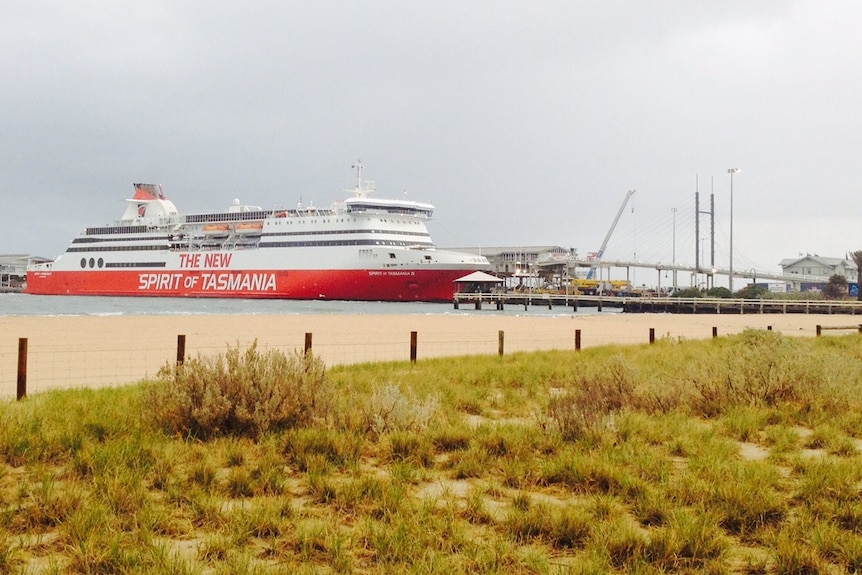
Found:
[0,293,610,318]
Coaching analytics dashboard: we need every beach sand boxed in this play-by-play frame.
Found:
[0,312,854,397]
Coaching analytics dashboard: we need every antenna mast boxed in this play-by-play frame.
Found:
[352,160,363,191]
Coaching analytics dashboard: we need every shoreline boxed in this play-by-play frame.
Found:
[0,313,852,397]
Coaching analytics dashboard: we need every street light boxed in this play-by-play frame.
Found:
[671,207,677,290]
[671,207,677,265]
[728,168,740,292]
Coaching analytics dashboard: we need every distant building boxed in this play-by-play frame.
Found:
[0,254,31,290]
[448,246,575,280]
[780,255,858,293]
[780,255,856,278]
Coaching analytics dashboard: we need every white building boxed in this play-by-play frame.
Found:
[780,255,856,278]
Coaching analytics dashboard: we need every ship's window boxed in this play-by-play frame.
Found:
[389,253,396,259]
[89,258,95,268]
[98,258,104,268]
[80,258,86,268]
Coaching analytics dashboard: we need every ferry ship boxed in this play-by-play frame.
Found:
[26,164,491,301]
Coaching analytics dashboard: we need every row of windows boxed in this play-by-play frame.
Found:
[73,235,168,244]
[105,261,167,268]
[68,245,168,253]
[79,257,166,269]
[186,211,272,223]
[74,226,426,244]
[85,225,149,235]
[265,228,429,238]
[260,240,434,249]
[84,212,427,237]
[69,238,435,256]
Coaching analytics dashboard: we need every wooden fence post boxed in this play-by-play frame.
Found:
[304,332,313,354]
[649,328,655,344]
[176,334,186,367]
[575,329,581,351]
[17,337,28,401]
[410,331,418,362]
[816,325,822,336]
[498,330,504,356]
[712,326,718,338]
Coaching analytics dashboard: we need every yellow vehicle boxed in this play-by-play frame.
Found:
[571,278,631,295]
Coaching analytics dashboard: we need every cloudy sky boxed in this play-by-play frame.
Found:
[3,1,861,281]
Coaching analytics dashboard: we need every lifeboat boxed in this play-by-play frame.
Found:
[235,222,264,234]
[202,224,230,235]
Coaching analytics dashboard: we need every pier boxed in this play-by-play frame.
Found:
[454,292,862,315]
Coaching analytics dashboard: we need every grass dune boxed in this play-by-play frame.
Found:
[2,329,862,573]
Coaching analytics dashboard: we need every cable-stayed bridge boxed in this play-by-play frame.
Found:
[563,258,832,290]
[559,188,836,290]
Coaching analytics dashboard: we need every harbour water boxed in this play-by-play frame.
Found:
[0,293,609,318]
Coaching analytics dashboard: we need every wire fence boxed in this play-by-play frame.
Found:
[1,314,842,400]
[1,327,589,399]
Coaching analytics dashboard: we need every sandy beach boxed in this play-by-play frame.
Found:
[1,312,855,397]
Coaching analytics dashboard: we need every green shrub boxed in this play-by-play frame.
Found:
[360,383,440,435]
[143,341,332,438]
[690,330,825,417]
[544,355,635,441]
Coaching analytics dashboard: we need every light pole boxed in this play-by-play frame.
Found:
[671,207,677,290]
[728,168,740,292]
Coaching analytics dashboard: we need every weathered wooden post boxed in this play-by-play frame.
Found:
[17,337,28,401]
[649,328,655,344]
[410,331,418,362]
[176,334,186,367]
[712,326,718,338]
[816,325,822,336]
[575,329,581,351]
[304,332,313,354]
[498,330,504,356]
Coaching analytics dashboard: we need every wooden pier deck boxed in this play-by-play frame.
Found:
[454,293,862,315]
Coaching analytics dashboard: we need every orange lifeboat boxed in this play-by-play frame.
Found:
[202,224,230,234]
[235,222,264,234]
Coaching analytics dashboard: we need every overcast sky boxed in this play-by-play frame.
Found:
[3,1,861,279]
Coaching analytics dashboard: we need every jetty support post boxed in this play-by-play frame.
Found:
[176,334,186,368]
[17,337,28,401]
[410,331,418,363]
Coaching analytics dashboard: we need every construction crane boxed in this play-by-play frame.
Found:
[586,189,636,279]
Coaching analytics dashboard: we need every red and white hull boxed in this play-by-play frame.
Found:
[26,173,491,302]
[27,267,478,301]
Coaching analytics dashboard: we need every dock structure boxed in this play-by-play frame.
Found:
[453,293,862,315]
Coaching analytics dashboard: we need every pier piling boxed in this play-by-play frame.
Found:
[17,338,27,401]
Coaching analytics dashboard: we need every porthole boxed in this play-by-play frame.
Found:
[97,258,104,268]
[89,258,95,268]
[80,258,87,268]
